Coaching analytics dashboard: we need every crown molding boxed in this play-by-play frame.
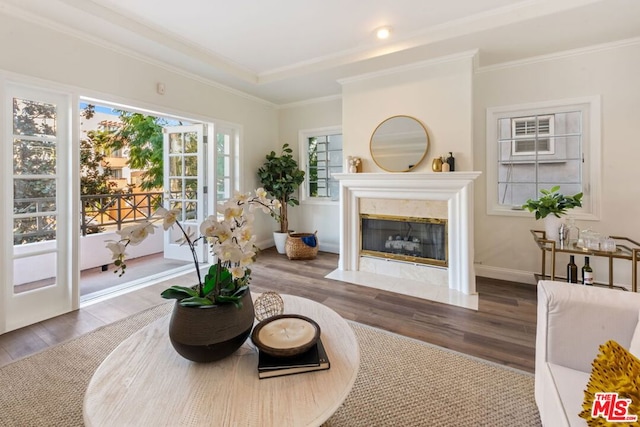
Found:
[0,1,277,108]
[277,94,342,110]
[476,36,640,73]
[337,50,479,86]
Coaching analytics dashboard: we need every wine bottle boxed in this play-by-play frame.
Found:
[567,255,578,283]
[446,152,455,172]
[582,256,594,285]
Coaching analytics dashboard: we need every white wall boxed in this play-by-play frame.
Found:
[279,98,342,253]
[474,41,640,286]
[0,12,279,248]
[13,232,163,285]
[279,54,476,257]
[278,97,343,252]
[281,41,640,289]
[341,53,475,173]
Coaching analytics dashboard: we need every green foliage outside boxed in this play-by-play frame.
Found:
[14,102,168,244]
[80,105,117,196]
[13,98,62,244]
[308,137,319,197]
[109,111,167,191]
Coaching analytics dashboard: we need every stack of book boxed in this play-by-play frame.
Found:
[257,338,331,379]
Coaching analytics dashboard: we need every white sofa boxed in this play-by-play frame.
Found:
[535,280,640,426]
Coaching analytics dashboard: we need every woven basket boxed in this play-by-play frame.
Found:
[285,232,319,260]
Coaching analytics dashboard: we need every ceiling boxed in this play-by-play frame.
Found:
[3,0,640,105]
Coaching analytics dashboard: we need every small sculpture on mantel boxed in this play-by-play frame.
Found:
[347,156,361,173]
[441,155,450,172]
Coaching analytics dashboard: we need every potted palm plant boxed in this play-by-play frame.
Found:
[523,185,583,242]
[257,143,306,254]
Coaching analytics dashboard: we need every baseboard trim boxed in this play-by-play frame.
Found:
[256,243,536,285]
[319,242,339,254]
[475,265,537,285]
[256,238,339,255]
[255,238,274,251]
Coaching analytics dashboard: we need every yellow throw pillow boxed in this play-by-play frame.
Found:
[580,340,640,426]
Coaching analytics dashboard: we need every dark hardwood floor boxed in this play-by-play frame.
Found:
[0,248,538,372]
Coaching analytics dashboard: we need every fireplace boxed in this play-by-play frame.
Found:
[360,214,447,267]
[328,172,481,310]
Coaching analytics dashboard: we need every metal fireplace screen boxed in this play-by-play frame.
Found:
[360,214,447,267]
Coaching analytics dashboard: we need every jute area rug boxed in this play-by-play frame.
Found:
[0,303,541,427]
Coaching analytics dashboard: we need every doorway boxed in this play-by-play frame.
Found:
[76,100,241,301]
[2,88,240,333]
[77,101,222,301]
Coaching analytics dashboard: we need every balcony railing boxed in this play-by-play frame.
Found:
[13,192,163,244]
[81,192,163,236]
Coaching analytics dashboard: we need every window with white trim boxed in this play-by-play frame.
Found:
[511,115,554,155]
[299,127,342,202]
[486,97,601,219]
[214,123,240,203]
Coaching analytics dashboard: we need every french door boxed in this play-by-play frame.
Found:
[1,84,75,333]
[163,124,210,263]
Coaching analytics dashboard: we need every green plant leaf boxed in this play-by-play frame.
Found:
[161,286,198,300]
[522,186,582,219]
[203,264,218,295]
[257,143,304,230]
[232,285,248,296]
[179,297,214,306]
[203,275,215,296]
[215,295,243,308]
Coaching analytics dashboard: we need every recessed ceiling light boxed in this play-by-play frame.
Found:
[376,26,392,40]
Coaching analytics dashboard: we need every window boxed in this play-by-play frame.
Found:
[214,124,239,203]
[299,127,342,202]
[12,96,60,244]
[511,115,554,155]
[486,97,601,219]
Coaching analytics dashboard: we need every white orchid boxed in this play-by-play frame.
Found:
[239,250,256,267]
[229,266,245,280]
[256,187,268,199]
[116,221,155,245]
[106,189,277,306]
[199,216,219,237]
[217,243,244,264]
[235,225,256,247]
[218,202,243,223]
[106,241,127,260]
[250,187,280,215]
[155,207,181,230]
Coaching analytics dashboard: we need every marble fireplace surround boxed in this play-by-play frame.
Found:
[328,172,481,310]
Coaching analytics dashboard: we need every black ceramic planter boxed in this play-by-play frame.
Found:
[168,291,254,363]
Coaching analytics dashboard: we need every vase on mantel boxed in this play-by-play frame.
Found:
[543,215,563,243]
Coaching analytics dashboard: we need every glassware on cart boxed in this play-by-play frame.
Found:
[578,230,602,251]
[565,217,580,246]
[601,237,617,253]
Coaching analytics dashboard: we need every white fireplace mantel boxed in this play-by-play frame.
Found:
[330,172,481,308]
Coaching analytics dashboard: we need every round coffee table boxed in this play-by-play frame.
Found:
[83,294,360,427]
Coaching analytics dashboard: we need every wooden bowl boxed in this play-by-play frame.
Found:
[251,314,321,357]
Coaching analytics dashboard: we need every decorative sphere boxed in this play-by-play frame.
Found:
[254,291,284,321]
